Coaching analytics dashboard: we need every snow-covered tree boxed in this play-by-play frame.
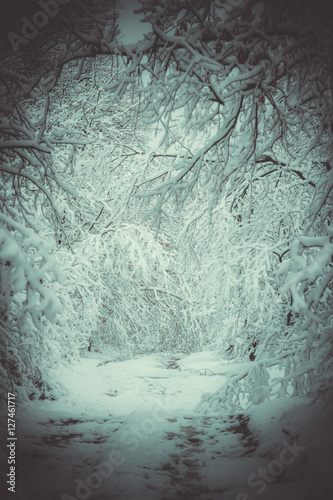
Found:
[0,0,120,400]
[0,0,200,400]
[1,0,332,406]
[100,0,333,406]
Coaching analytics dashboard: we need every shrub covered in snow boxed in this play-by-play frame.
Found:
[0,217,78,401]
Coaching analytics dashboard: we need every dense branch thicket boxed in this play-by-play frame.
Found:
[0,0,332,406]
[105,0,333,409]
[0,0,119,399]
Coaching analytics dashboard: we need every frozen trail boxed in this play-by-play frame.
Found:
[3,352,333,500]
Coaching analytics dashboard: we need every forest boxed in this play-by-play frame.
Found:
[0,0,332,499]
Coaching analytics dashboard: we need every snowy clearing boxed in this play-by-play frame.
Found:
[1,351,332,500]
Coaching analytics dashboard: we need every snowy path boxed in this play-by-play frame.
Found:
[2,352,333,500]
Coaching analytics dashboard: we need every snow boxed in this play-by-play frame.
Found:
[54,352,226,415]
[1,351,333,500]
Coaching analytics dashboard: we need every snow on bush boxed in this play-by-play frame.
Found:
[0,216,78,402]
[68,225,203,356]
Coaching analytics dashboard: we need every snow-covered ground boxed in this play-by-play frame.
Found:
[1,351,333,500]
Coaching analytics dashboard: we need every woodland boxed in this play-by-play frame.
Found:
[0,0,332,412]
